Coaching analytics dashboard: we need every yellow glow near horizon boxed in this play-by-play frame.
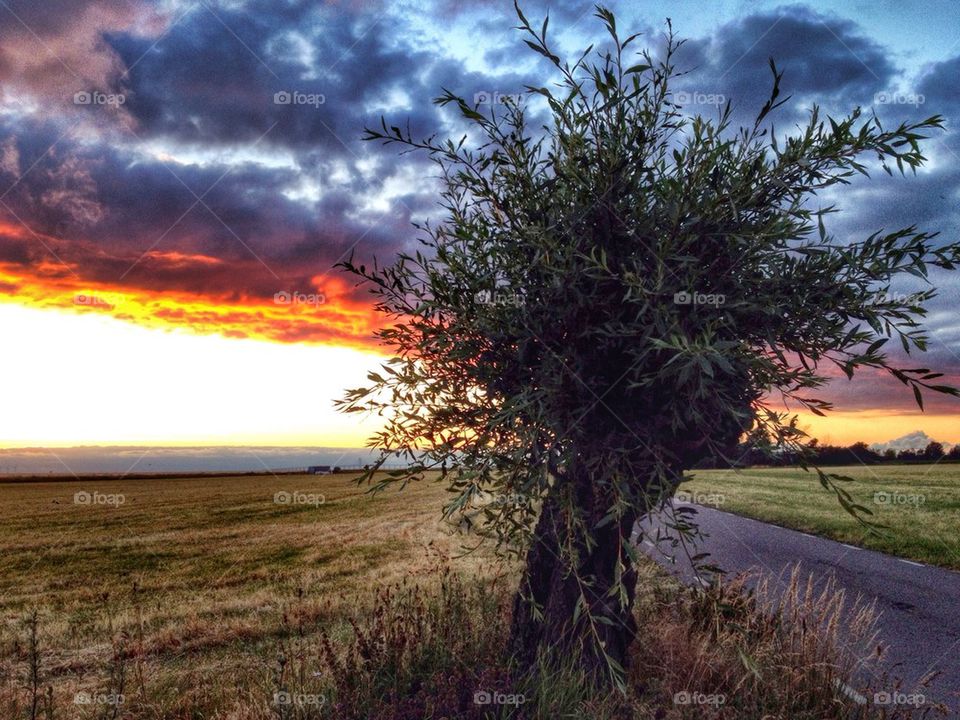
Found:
[793,410,960,447]
[0,302,387,448]
[1,301,956,449]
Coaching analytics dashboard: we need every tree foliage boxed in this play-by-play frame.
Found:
[338,4,960,685]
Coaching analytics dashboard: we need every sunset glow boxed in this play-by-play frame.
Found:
[0,302,385,448]
[1,0,959,451]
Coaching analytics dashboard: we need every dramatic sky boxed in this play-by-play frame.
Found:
[1,0,958,448]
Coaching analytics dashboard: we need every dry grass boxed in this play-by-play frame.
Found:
[0,471,506,718]
[633,566,878,719]
[0,471,946,718]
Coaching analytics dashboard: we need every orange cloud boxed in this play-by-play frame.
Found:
[0,259,384,351]
[143,250,226,267]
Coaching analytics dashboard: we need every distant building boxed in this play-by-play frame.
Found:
[307,465,332,475]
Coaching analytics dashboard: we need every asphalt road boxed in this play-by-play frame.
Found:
[637,501,960,712]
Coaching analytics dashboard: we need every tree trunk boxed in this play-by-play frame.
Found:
[509,464,639,685]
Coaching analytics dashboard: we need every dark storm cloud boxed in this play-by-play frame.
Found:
[664,7,960,386]
[96,0,556,166]
[911,54,960,155]
[917,56,960,115]
[0,0,558,309]
[0,0,958,365]
[0,0,505,304]
[674,5,897,123]
[103,0,447,150]
[813,153,960,384]
[0,113,415,301]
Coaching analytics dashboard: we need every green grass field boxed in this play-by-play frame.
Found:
[681,464,960,569]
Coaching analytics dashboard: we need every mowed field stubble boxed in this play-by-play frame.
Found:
[681,464,960,569]
[0,471,507,717]
[1,468,942,718]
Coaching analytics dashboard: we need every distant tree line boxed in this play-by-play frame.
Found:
[697,439,960,468]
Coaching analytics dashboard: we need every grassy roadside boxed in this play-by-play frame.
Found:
[681,464,960,570]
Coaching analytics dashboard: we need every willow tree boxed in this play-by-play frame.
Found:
[337,4,959,687]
